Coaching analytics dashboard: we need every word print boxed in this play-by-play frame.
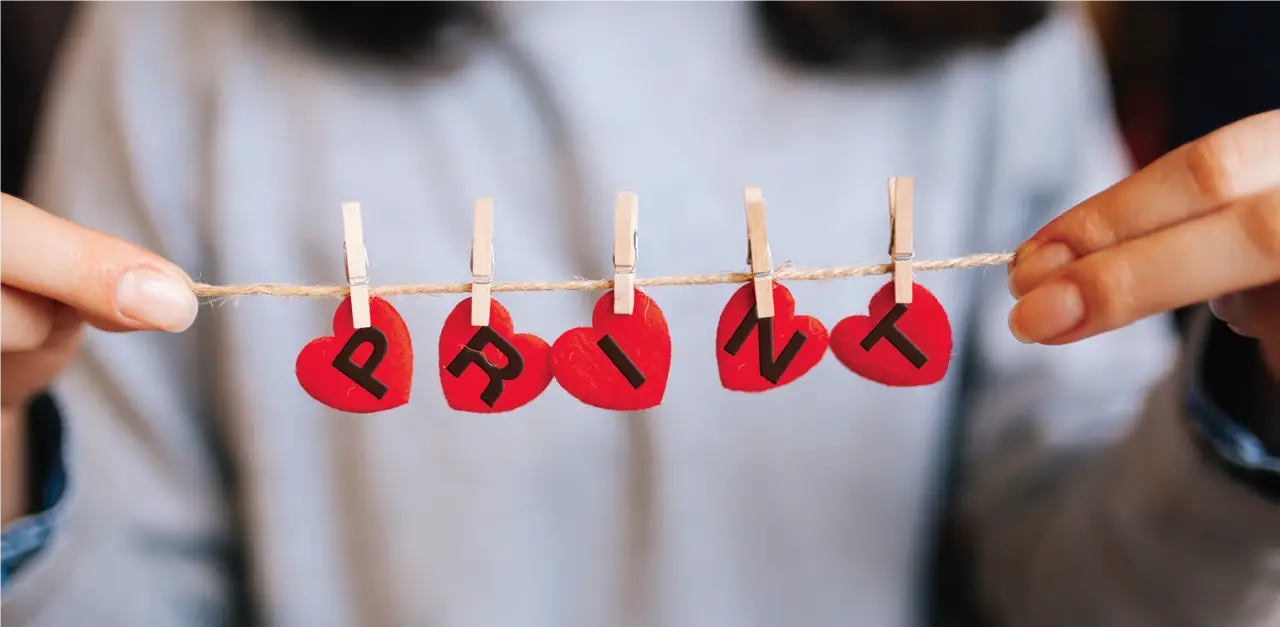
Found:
[296,281,951,414]
[271,181,988,412]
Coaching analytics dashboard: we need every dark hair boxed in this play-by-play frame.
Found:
[255,1,1048,71]
[757,1,1050,70]
[253,2,488,69]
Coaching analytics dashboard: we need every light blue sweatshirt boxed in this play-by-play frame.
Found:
[4,3,1278,626]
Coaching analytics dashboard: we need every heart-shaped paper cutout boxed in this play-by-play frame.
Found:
[438,297,552,413]
[829,281,952,386]
[296,296,414,413]
[715,282,828,392]
[551,289,672,411]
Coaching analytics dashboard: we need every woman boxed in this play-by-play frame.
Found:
[2,3,1277,625]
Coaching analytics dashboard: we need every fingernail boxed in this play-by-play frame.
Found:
[116,268,199,332]
[1008,281,1084,344]
[1008,242,1076,299]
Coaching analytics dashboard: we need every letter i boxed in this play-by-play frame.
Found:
[549,191,674,411]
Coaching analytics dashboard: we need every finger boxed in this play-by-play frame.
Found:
[1232,291,1280,385]
[1,287,55,352]
[1010,110,1280,296]
[0,194,197,332]
[1,313,83,409]
[39,301,84,350]
[1209,283,1280,339]
[1009,190,1280,345]
[80,313,136,334]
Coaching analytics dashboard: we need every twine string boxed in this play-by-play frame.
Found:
[188,252,1014,299]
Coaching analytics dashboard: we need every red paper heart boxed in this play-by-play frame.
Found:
[438,298,553,413]
[551,289,672,411]
[296,296,414,413]
[715,282,829,392]
[829,281,952,387]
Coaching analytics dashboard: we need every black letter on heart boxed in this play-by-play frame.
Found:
[446,326,525,407]
[598,335,646,389]
[861,303,928,368]
[723,304,807,384]
[332,327,390,399]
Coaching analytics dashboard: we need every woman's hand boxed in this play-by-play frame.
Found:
[1,192,198,523]
[1007,110,1280,382]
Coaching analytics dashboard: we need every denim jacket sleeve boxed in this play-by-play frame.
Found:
[1,394,68,593]
[1185,315,1280,502]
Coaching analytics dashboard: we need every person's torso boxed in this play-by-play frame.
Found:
[161,3,1025,625]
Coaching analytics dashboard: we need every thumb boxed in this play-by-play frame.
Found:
[0,194,198,333]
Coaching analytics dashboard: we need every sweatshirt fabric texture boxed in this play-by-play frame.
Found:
[3,3,1279,626]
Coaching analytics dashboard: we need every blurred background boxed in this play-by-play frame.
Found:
[5,2,1276,189]
[3,1,1279,333]
[3,5,1277,624]
[1,0,73,199]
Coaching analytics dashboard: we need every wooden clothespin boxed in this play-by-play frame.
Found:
[744,187,774,318]
[342,202,372,329]
[888,177,914,304]
[613,191,639,315]
[471,198,495,326]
